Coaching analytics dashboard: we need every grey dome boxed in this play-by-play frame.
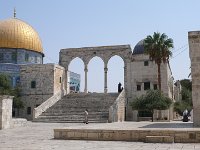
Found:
[133,40,144,55]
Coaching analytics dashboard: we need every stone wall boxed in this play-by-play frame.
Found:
[54,128,200,143]
[54,65,66,94]
[188,31,200,127]
[0,95,13,130]
[174,80,182,102]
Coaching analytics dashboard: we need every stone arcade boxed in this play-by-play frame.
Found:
[0,16,177,123]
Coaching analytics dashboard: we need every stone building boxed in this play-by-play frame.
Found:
[0,15,175,122]
[129,40,174,121]
[189,31,200,127]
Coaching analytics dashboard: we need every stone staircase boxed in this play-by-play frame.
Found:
[33,93,119,123]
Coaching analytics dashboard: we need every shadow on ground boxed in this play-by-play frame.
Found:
[140,122,193,128]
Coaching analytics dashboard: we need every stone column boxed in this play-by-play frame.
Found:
[0,95,13,130]
[104,63,108,93]
[189,31,200,127]
[65,68,70,94]
[84,64,88,93]
[124,64,127,89]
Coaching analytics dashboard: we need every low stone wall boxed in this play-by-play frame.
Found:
[0,95,13,129]
[108,90,125,122]
[11,118,27,128]
[33,92,62,119]
[54,128,200,143]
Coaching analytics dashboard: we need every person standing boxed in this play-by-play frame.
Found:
[84,109,89,124]
[183,109,188,122]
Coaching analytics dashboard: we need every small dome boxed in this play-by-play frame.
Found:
[0,18,43,53]
[133,40,144,55]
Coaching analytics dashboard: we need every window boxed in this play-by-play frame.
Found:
[35,56,37,63]
[154,84,157,90]
[12,52,17,61]
[27,107,31,115]
[144,61,149,66]
[59,77,62,83]
[0,53,3,60]
[137,84,141,91]
[31,81,36,88]
[25,53,29,62]
[144,82,150,90]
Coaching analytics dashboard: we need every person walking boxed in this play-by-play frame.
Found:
[84,109,89,124]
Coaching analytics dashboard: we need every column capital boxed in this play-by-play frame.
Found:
[84,65,88,72]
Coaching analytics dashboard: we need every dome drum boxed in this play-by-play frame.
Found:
[0,48,43,64]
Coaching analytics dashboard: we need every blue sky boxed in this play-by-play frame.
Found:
[1,0,199,92]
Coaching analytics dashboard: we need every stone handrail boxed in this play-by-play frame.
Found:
[33,92,62,119]
[108,89,125,122]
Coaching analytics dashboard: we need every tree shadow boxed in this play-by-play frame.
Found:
[140,122,194,128]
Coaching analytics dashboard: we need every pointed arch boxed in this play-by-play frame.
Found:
[107,55,124,93]
[88,56,104,93]
[68,57,84,92]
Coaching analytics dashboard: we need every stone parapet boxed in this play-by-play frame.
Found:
[11,118,27,128]
[33,92,62,119]
[109,90,125,122]
[54,128,200,143]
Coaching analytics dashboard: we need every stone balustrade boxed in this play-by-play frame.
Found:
[33,92,62,119]
[109,90,125,122]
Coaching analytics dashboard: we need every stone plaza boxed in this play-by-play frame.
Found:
[1,121,200,150]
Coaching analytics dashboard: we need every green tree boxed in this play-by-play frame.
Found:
[144,32,174,90]
[131,90,172,122]
[180,79,192,91]
[0,73,11,94]
[0,73,24,116]
[174,79,192,115]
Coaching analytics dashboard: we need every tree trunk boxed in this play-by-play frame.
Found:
[157,63,162,119]
[151,110,154,122]
[157,63,161,90]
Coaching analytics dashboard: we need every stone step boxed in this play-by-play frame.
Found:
[34,93,118,123]
[41,111,109,116]
[38,115,108,119]
[33,119,107,123]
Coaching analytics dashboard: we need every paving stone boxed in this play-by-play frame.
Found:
[0,121,200,150]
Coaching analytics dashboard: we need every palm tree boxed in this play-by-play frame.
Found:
[144,32,173,90]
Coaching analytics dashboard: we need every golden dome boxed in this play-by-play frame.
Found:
[0,18,43,53]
